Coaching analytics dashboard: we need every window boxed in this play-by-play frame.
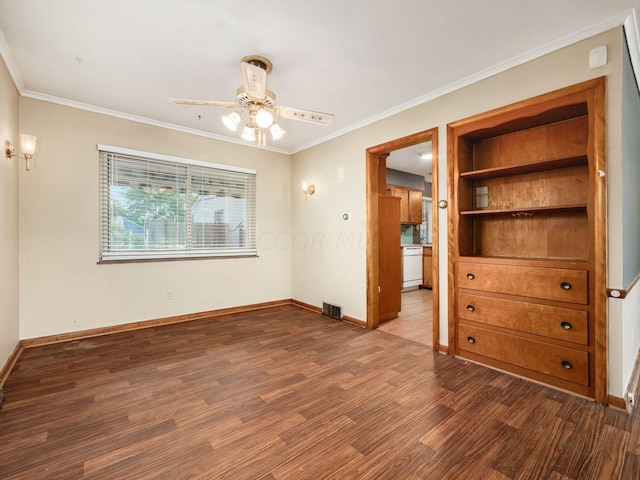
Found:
[420,197,432,245]
[99,145,256,261]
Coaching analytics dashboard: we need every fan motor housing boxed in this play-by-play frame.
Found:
[236,86,276,109]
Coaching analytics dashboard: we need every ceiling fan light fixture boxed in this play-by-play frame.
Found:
[170,55,334,148]
[241,125,256,142]
[222,111,241,131]
[257,129,267,147]
[255,108,273,128]
[269,123,286,141]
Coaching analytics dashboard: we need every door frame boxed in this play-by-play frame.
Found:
[365,127,440,350]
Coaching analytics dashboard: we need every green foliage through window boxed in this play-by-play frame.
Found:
[99,147,256,260]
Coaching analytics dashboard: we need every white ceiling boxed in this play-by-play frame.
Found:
[0,1,639,156]
[387,142,432,178]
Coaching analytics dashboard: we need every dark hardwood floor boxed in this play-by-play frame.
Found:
[1,304,638,479]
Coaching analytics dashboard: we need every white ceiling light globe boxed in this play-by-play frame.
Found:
[255,109,273,128]
[222,111,241,131]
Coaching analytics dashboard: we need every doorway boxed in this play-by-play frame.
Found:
[365,128,440,351]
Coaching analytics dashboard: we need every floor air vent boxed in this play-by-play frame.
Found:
[322,302,343,320]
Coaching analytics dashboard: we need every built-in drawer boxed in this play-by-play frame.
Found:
[458,323,589,386]
[457,292,588,345]
[457,261,588,304]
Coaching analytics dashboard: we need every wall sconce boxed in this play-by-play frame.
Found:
[5,134,37,171]
[302,182,316,200]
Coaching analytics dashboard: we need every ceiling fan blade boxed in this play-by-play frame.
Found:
[241,62,267,100]
[275,106,335,125]
[168,98,237,108]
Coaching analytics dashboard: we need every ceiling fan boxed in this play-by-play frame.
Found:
[168,55,335,146]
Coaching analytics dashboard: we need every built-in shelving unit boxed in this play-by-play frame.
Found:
[448,78,607,401]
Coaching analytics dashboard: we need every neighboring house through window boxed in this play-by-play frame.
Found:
[99,145,256,261]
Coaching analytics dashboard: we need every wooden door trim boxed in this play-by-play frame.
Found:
[446,124,457,355]
[590,77,607,404]
[366,128,440,351]
[430,132,440,350]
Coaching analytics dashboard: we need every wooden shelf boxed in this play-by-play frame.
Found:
[460,204,587,216]
[460,255,588,264]
[459,155,587,180]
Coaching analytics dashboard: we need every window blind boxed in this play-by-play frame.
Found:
[99,146,256,261]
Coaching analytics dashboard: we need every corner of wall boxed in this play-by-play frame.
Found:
[0,50,20,373]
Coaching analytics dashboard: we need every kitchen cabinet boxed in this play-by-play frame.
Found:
[449,78,606,400]
[408,190,423,224]
[422,246,432,288]
[389,185,423,224]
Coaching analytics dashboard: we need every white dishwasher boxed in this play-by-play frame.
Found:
[402,246,423,291]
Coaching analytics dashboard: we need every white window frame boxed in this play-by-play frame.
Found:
[98,144,257,262]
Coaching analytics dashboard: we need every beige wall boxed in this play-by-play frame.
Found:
[7,26,637,399]
[18,99,292,339]
[0,55,20,371]
[291,28,631,396]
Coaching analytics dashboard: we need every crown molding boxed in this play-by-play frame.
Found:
[2,9,634,157]
[291,10,631,154]
[21,90,290,154]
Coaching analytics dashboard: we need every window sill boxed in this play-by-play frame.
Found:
[98,254,259,264]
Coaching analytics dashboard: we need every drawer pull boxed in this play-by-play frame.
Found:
[466,273,475,280]
[467,336,476,344]
[466,304,475,312]
[560,282,572,290]
[561,360,572,369]
[560,321,572,330]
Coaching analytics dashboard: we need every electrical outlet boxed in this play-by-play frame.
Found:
[626,391,635,406]
[166,290,173,301]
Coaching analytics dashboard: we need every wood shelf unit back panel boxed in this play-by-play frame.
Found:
[471,115,589,171]
[470,165,589,211]
[470,210,589,259]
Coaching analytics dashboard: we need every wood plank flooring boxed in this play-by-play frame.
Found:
[1,304,638,479]
[378,288,433,347]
